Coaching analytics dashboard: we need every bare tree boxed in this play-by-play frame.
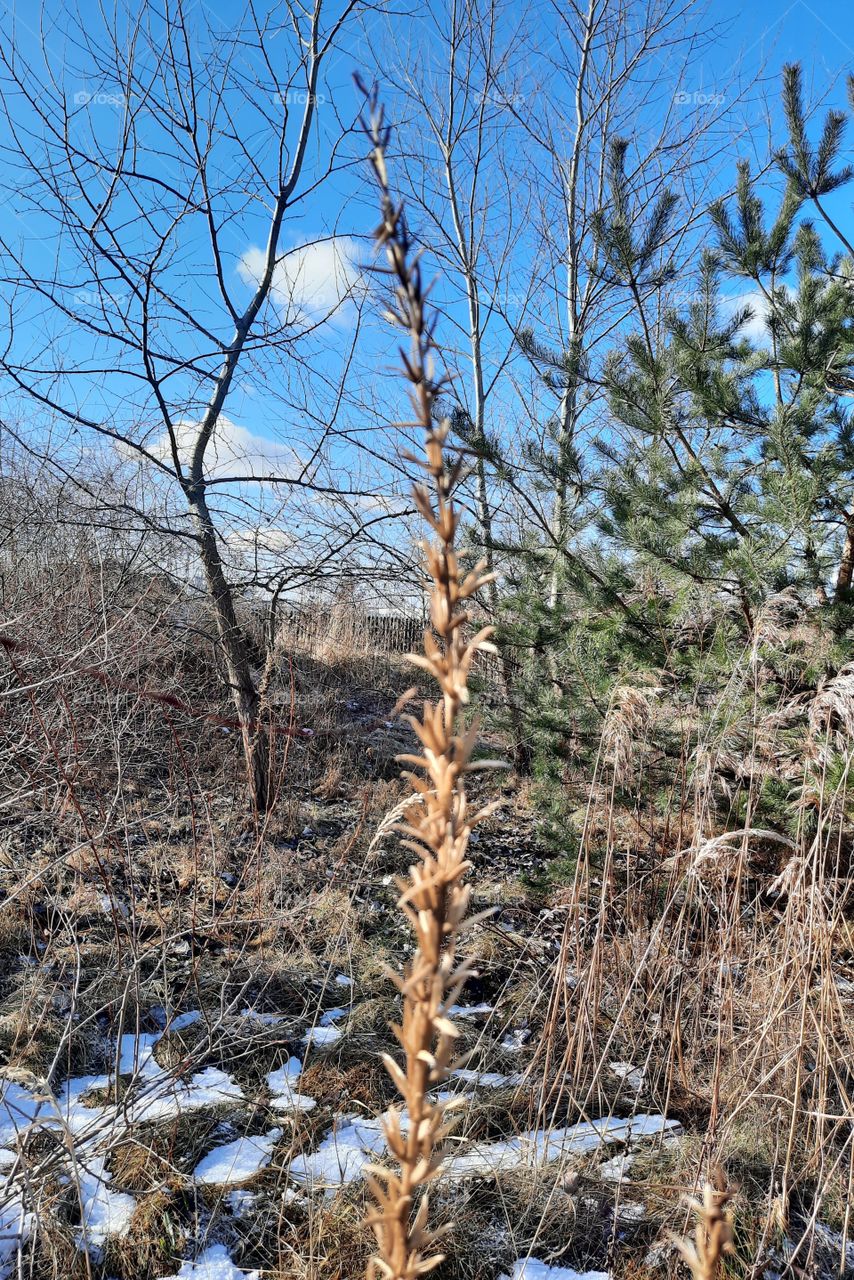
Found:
[372,0,534,755]
[0,0,379,811]
[373,0,753,689]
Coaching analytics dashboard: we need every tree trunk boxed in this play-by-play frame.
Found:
[456,239,527,766]
[548,379,578,613]
[473,449,529,769]
[190,491,270,813]
[835,509,854,599]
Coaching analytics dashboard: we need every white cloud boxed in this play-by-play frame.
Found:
[346,492,409,517]
[226,525,295,552]
[150,416,303,483]
[238,237,364,326]
[224,525,297,577]
[720,286,791,345]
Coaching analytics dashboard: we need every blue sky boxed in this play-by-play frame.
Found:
[713,0,853,86]
[0,0,852,570]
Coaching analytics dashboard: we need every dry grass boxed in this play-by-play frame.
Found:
[1,594,853,1279]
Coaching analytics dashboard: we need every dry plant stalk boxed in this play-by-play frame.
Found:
[358,85,501,1280]
[672,1168,734,1280]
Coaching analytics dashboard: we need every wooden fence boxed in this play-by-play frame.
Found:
[277,602,501,678]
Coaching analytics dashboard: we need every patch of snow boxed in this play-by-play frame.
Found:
[55,1074,111,1135]
[130,1066,244,1124]
[227,1189,257,1217]
[289,1115,387,1190]
[0,1080,48,1146]
[334,974,353,987]
[193,1128,282,1185]
[451,1068,523,1088]
[443,1114,681,1180]
[814,1221,854,1271]
[159,1244,260,1280]
[77,1154,137,1248]
[302,1025,342,1048]
[240,1009,285,1025]
[0,1191,33,1280]
[620,1113,680,1140]
[288,1109,679,1192]
[447,1002,494,1018]
[118,1032,162,1077]
[267,1059,316,1113]
[609,1062,644,1091]
[501,1029,530,1051]
[393,1092,468,1135]
[54,1054,243,1136]
[169,1011,203,1032]
[267,1057,302,1090]
[318,1007,347,1027]
[500,1262,610,1280]
[599,1153,636,1183]
[614,1201,646,1222]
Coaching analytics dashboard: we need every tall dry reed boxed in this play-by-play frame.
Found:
[358,85,500,1280]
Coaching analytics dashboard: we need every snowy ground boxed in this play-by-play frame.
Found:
[0,989,680,1280]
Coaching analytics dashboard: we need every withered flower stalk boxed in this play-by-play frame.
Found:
[358,85,501,1280]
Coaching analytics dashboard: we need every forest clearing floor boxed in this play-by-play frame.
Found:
[1,658,853,1280]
